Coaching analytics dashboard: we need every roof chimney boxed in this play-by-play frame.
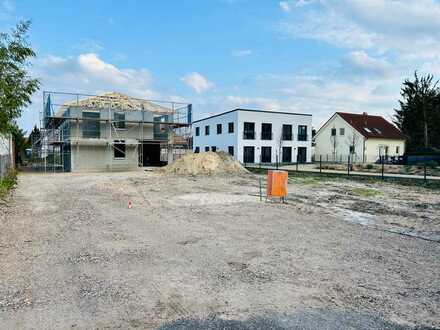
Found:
[362,112,368,116]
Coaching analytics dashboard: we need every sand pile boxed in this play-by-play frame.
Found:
[161,151,248,176]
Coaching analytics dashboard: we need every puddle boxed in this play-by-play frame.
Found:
[336,208,376,225]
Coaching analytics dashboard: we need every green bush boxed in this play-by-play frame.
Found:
[0,170,17,199]
[366,164,374,170]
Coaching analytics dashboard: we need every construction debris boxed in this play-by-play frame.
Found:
[161,151,248,176]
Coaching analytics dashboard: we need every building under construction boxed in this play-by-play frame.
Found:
[38,91,192,172]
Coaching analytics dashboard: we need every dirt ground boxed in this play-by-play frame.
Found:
[0,171,439,329]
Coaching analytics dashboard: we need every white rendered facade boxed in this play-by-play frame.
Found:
[192,109,313,164]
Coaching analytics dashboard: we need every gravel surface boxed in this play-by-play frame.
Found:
[0,171,439,329]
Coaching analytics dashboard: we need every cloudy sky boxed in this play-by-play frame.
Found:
[2,0,440,132]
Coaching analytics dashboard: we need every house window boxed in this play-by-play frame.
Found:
[194,147,200,153]
[261,123,272,140]
[243,146,255,163]
[282,124,292,140]
[83,111,100,138]
[396,146,400,154]
[228,146,234,156]
[243,122,255,139]
[340,128,345,136]
[261,146,272,163]
[195,127,200,136]
[114,140,126,159]
[211,146,217,152]
[298,125,308,141]
[228,122,234,133]
[205,146,210,152]
[205,125,210,135]
[282,147,292,163]
[349,145,355,154]
[217,124,222,134]
[114,112,126,129]
[331,128,337,136]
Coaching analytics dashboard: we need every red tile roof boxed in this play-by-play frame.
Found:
[336,112,405,140]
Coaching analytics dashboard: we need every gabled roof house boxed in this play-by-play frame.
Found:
[314,112,406,163]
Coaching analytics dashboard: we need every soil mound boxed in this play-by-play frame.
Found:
[161,151,248,176]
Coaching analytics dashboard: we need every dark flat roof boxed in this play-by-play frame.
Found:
[191,108,312,124]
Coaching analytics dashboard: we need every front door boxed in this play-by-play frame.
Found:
[297,147,307,163]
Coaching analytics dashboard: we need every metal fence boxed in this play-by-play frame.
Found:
[0,154,12,179]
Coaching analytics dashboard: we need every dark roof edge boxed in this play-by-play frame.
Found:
[192,108,312,124]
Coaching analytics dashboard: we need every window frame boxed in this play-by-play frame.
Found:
[339,128,345,136]
[261,123,272,140]
[228,146,234,156]
[195,127,200,136]
[228,122,234,133]
[113,140,126,159]
[298,125,308,141]
[205,125,210,135]
[216,123,222,134]
[114,112,126,130]
[243,122,255,140]
[282,124,293,141]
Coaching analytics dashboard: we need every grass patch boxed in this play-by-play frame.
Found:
[246,167,440,190]
[350,187,382,198]
[288,176,322,185]
[0,170,17,199]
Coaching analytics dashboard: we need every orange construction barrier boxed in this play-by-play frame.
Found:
[267,170,288,199]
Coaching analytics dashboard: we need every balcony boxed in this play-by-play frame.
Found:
[243,131,255,140]
[261,131,272,140]
[297,134,308,141]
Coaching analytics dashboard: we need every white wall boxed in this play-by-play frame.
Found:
[192,110,313,163]
[314,114,365,162]
[365,138,405,163]
[237,111,312,163]
[192,111,238,158]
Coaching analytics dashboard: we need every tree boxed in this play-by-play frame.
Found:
[0,21,39,134]
[11,125,29,165]
[346,129,361,162]
[394,72,440,152]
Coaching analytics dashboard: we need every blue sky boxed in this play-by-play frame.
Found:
[2,0,440,132]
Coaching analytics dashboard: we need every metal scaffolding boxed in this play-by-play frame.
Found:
[34,91,192,172]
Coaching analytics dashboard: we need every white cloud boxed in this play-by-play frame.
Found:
[231,49,252,57]
[279,0,313,12]
[342,50,392,78]
[19,53,162,131]
[180,72,213,94]
[279,1,291,12]
[279,0,440,57]
[226,95,281,111]
[35,53,155,98]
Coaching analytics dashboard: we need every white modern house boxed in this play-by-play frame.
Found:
[314,112,406,163]
[192,108,313,164]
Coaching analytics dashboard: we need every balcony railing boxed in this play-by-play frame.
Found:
[282,133,293,141]
[261,132,272,140]
[243,131,255,139]
[297,134,308,141]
